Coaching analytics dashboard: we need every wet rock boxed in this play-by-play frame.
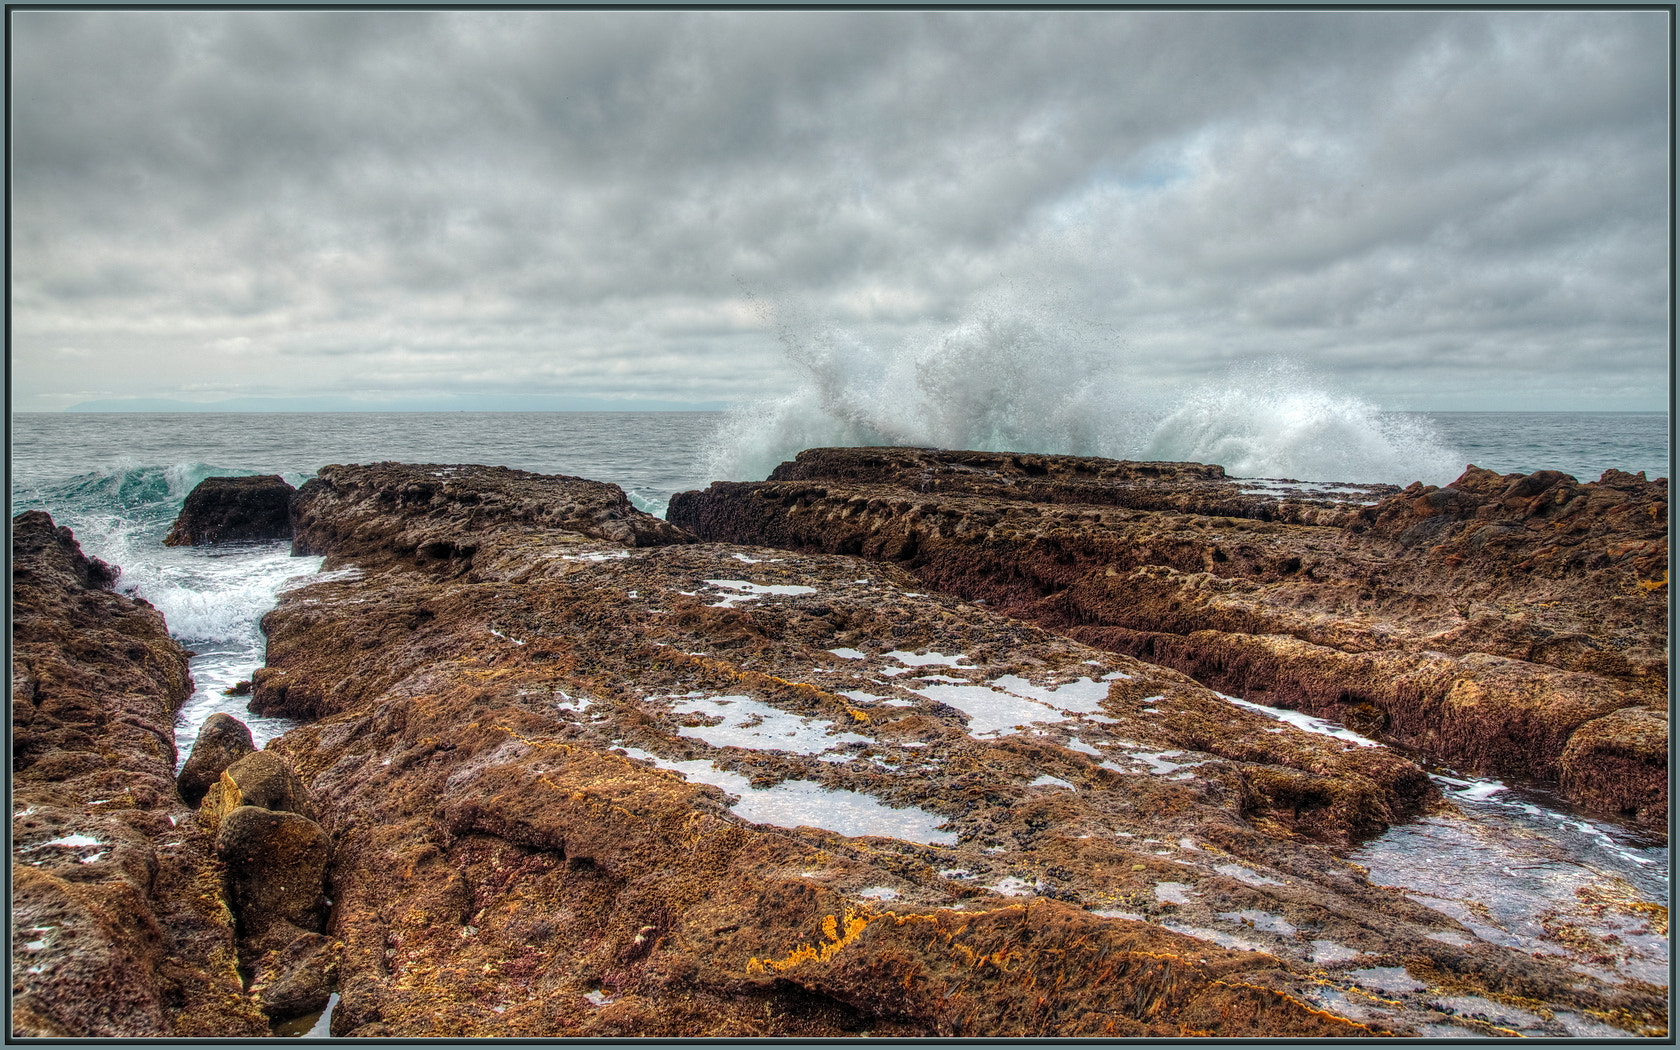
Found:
[164,474,296,546]
[240,462,1658,1038]
[216,806,331,939]
[177,713,256,807]
[10,511,267,1038]
[668,449,1668,836]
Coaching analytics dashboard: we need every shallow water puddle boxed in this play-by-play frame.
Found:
[910,674,1119,737]
[666,694,870,755]
[1218,692,1381,747]
[617,747,956,845]
[701,579,818,608]
[1349,785,1669,987]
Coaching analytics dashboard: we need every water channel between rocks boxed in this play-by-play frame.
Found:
[168,543,1668,1039]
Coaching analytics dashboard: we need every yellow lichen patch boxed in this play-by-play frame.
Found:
[846,708,871,722]
[747,906,872,974]
[1635,571,1667,594]
[1586,1006,1669,1038]
[1576,880,1669,936]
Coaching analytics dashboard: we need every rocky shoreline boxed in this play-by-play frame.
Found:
[10,454,1669,1038]
[669,448,1669,836]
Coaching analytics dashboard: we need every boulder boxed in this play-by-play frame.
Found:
[215,806,331,939]
[288,462,692,573]
[164,474,296,546]
[247,931,340,1022]
[177,713,256,807]
[199,750,315,829]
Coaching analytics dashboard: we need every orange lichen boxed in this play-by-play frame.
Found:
[747,907,872,974]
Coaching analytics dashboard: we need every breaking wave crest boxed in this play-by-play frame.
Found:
[706,301,1465,487]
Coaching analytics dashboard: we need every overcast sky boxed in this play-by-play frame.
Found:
[10,9,1671,413]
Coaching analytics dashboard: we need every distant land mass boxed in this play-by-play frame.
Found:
[62,394,732,413]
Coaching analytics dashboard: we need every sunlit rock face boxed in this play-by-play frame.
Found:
[669,448,1669,837]
[231,462,1664,1038]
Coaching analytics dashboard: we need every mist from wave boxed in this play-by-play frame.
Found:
[705,299,1467,487]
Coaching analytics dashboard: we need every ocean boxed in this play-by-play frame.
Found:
[6,407,1670,975]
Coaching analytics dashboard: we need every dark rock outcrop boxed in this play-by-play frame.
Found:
[236,463,1660,1037]
[11,511,268,1038]
[164,474,296,546]
[288,462,691,574]
[177,712,257,806]
[668,449,1669,837]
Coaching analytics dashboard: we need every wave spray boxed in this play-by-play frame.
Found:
[706,296,1465,487]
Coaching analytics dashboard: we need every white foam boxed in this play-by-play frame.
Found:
[702,307,1463,488]
[1028,775,1075,791]
[828,648,867,660]
[858,886,900,900]
[1064,737,1103,757]
[561,550,630,562]
[1430,773,1508,802]
[1219,693,1381,748]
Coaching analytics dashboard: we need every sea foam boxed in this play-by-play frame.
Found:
[705,298,1466,487]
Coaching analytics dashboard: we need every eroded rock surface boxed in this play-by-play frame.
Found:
[288,461,691,573]
[164,474,296,546]
[667,448,1669,836]
[10,511,267,1038]
[244,463,1661,1037]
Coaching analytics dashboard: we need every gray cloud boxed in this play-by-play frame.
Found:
[10,9,1669,411]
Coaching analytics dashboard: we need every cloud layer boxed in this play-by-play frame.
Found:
[11,10,1670,410]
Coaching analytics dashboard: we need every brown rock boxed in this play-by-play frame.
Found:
[177,712,256,807]
[201,750,315,825]
[231,462,1660,1038]
[216,806,331,939]
[247,931,341,1022]
[288,462,693,574]
[10,511,267,1038]
[667,450,1668,836]
[163,474,296,546]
